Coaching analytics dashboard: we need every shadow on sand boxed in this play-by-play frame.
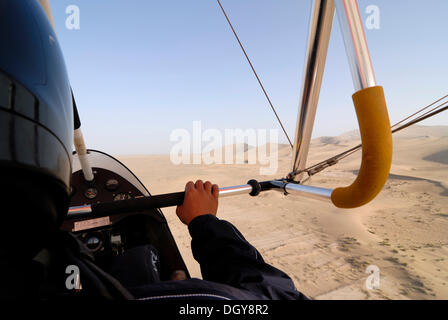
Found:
[423,149,448,165]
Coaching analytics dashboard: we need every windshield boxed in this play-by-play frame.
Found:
[72,149,150,197]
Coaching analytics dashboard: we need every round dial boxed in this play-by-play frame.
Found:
[85,234,102,251]
[84,187,98,199]
[105,178,119,191]
[113,193,131,201]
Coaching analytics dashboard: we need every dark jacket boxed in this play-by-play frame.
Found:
[127,215,307,300]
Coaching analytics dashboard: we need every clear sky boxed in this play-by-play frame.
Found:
[49,0,448,155]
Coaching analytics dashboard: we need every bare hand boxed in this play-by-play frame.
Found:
[176,180,219,225]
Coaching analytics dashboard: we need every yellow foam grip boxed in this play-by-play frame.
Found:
[331,86,392,209]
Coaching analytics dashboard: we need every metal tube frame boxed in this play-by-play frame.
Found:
[290,0,377,182]
[335,0,376,91]
[67,180,333,219]
[67,183,258,218]
[290,0,335,182]
[270,180,332,201]
[74,129,94,181]
[219,184,253,197]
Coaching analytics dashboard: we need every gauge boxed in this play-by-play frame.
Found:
[113,192,131,201]
[105,178,119,191]
[85,233,103,252]
[84,187,98,199]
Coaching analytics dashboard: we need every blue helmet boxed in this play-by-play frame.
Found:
[0,0,73,254]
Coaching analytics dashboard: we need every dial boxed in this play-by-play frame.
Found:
[113,193,131,201]
[105,178,119,191]
[85,233,103,252]
[84,187,98,199]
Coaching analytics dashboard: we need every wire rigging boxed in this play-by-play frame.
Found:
[391,93,448,130]
[216,0,293,148]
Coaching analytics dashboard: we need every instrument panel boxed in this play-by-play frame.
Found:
[69,167,143,206]
[61,166,190,280]
[62,167,147,260]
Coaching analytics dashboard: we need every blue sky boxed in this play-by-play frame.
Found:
[50,0,448,154]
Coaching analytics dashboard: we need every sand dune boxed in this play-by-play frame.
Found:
[117,125,448,300]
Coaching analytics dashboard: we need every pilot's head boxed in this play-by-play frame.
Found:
[0,0,73,256]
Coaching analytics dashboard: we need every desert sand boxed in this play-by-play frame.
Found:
[117,125,448,300]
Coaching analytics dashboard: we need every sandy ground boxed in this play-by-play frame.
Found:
[117,125,448,300]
